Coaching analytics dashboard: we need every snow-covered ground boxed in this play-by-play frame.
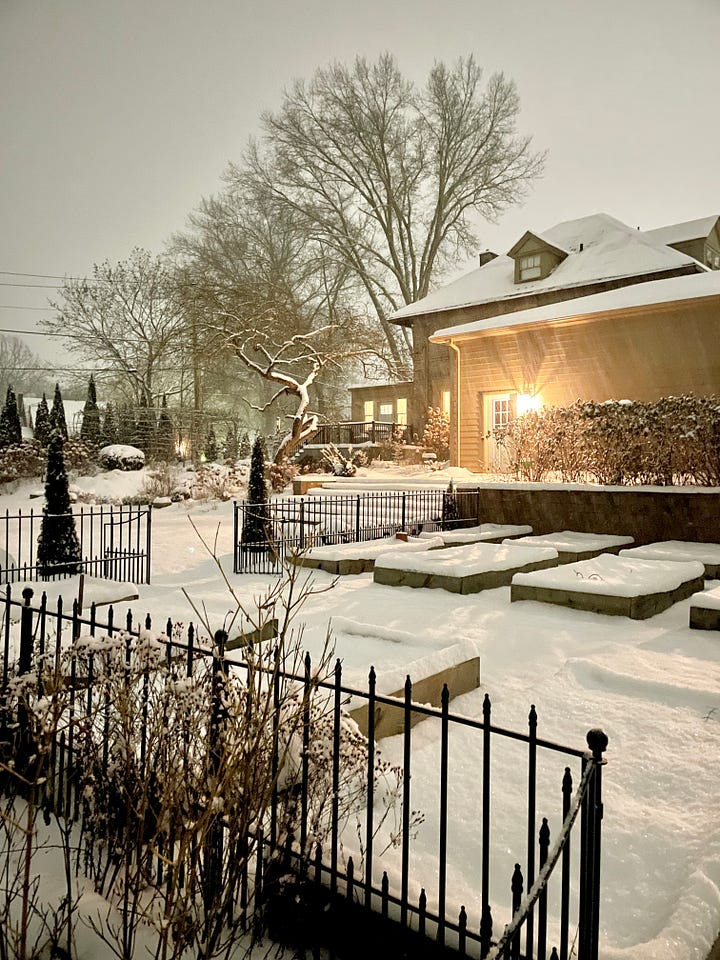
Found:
[3,466,720,959]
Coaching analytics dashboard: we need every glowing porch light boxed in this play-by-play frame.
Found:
[517,393,542,415]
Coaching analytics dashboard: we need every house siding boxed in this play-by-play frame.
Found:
[454,296,720,471]
[410,266,698,439]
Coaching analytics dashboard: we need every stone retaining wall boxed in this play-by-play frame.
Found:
[463,485,720,545]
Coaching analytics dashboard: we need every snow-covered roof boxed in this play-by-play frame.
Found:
[431,267,720,342]
[643,215,719,247]
[391,213,702,323]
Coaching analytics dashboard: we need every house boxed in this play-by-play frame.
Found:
[349,212,718,465]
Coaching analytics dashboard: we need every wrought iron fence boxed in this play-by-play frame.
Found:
[0,504,152,585]
[1,585,607,959]
[234,489,482,574]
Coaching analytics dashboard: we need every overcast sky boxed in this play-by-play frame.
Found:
[1,0,718,369]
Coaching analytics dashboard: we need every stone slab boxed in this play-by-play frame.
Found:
[689,606,720,631]
[373,553,558,594]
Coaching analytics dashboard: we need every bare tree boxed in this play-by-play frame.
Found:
[0,334,53,397]
[43,249,187,406]
[227,53,544,371]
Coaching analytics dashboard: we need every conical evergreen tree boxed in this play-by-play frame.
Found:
[80,375,101,445]
[238,431,251,458]
[17,393,27,428]
[133,396,156,455]
[241,437,270,548]
[36,429,82,579]
[117,403,136,445]
[100,402,119,447]
[50,383,69,440]
[156,395,175,461]
[34,394,52,446]
[204,424,218,462]
[0,385,22,448]
[224,425,239,460]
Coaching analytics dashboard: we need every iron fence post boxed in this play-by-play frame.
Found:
[16,587,35,776]
[233,501,239,573]
[588,729,607,960]
[299,498,305,551]
[355,495,361,543]
[204,629,228,924]
[145,504,152,584]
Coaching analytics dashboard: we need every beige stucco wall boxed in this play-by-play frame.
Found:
[451,295,720,470]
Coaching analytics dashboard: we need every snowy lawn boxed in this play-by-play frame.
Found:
[3,473,720,959]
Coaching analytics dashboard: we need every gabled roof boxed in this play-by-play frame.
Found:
[390,213,702,323]
[430,268,720,342]
[506,230,570,260]
[643,215,719,248]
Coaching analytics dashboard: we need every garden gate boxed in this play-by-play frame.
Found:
[0,504,152,584]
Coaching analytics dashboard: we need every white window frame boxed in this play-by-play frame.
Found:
[363,400,374,422]
[378,402,393,422]
[396,397,408,426]
[519,253,541,281]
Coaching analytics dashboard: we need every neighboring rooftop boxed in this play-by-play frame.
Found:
[643,215,719,248]
[391,212,705,323]
[430,267,720,341]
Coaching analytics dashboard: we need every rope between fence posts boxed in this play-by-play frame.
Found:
[485,760,596,960]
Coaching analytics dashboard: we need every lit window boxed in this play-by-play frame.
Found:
[364,400,374,422]
[519,253,541,281]
[396,398,407,426]
[440,390,451,417]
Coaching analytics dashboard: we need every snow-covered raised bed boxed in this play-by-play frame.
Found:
[502,530,634,564]
[689,585,720,630]
[511,554,705,619]
[419,522,532,547]
[373,541,558,594]
[291,534,444,575]
[620,540,720,579]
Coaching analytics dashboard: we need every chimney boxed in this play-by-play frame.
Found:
[478,250,498,267]
[579,242,584,252]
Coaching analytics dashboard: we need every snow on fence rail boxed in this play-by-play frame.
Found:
[0,503,152,585]
[1,585,607,960]
[233,489,483,574]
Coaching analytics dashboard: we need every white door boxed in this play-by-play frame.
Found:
[484,392,513,472]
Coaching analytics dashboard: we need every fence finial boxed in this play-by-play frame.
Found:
[22,586,33,605]
[586,728,609,760]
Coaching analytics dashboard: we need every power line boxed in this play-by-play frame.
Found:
[0,282,61,290]
[0,304,55,312]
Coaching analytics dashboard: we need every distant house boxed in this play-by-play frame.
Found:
[350,212,719,467]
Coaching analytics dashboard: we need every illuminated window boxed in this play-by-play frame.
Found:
[491,396,510,431]
[396,398,407,426]
[519,254,541,281]
[440,390,451,417]
[363,400,374,422]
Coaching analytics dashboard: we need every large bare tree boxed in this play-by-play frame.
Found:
[228,53,544,371]
[43,249,187,406]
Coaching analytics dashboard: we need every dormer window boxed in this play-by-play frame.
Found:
[519,254,542,281]
[507,230,570,285]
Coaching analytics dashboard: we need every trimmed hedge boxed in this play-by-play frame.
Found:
[492,395,720,486]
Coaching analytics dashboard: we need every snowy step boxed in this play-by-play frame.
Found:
[502,530,634,564]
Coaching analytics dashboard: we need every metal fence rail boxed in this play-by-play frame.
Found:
[307,421,410,448]
[0,504,152,585]
[234,489,481,574]
[1,586,607,959]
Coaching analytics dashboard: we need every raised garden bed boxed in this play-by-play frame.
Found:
[502,530,634,564]
[290,535,444,575]
[419,522,532,547]
[689,586,720,630]
[373,542,558,594]
[511,554,705,619]
[620,541,720,579]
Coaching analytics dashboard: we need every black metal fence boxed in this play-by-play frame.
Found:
[234,489,481,574]
[0,504,152,585]
[1,585,607,959]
